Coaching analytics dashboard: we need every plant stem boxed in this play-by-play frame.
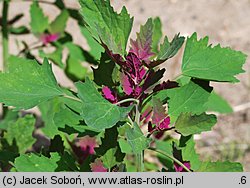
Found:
[62,95,82,102]
[115,98,139,106]
[148,147,192,172]
[2,0,9,70]
[135,152,144,172]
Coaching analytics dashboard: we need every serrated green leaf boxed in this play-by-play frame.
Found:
[29,1,49,34]
[49,9,69,34]
[125,123,151,154]
[179,136,201,171]
[156,33,184,61]
[5,115,36,154]
[182,33,247,82]
[14,153,60,172]
[167,80,212,122]
[197,161,243,172]
[76,78,132,131]
[79,0,133,55]
[205,91,233,113]
[101,148,117,169]
[151,17,162,54]
[0,56,63,110]
[175,113,217,136]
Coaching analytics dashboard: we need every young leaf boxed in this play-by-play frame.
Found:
[29,1,49,34]
[130,18,154,61]
[14,153,61,172]
[151,17,163,54]
[39,47,64,68]
[205,91,233,113]
[49,9,69,34]
[75,78,133,131]
[197,161,243,172]
[79,0,133,55]
[5,115,36,154]
[0,56,63,110]
[182,33,247,82]
[175,113,217,136]
[125,123,151,154]
[167,80,212,122]
[80,26,104,60]
[65,42,92,81]
[156,33,185,61]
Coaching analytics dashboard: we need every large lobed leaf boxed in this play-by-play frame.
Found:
[167,80,212,122]
[76,77,132,131]
[182,33,247,82]
[0,56,63,110]
[79,0,133,56]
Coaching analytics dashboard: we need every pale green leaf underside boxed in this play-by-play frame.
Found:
[126,123,151,154]
[182,33,247,82]
[5,115,36,154]
[76,78,132,131]
[175,113,217,136]
[167,81,211,122]
[14,153,60,172]
[0,56,63,110]
[30,1,49,34]
[79,0,133,55]
[49,9,69,34]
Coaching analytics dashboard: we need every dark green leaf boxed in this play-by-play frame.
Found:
[79,0,133,55]
[167,80,212,122]
[156,33,184,61]
[175,113,217,136]
[39,47,64,68]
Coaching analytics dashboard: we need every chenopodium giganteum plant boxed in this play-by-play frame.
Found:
[0,0,247,172]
